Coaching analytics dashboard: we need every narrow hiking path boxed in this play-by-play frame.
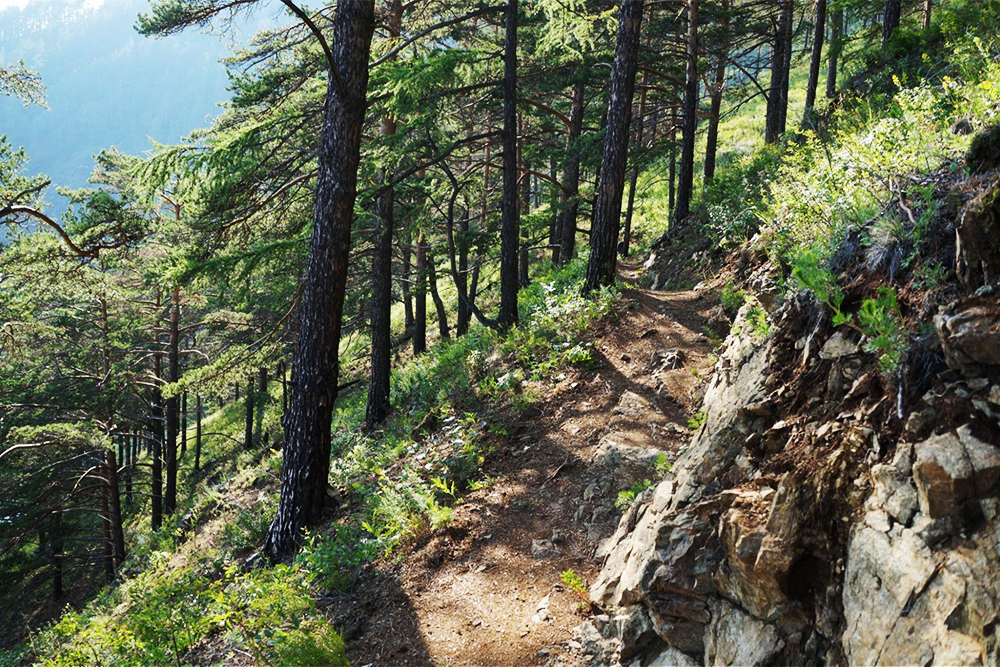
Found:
[334,269,723,666]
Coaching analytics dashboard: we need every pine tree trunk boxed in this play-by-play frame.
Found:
[620,74,648,257]
[584,0,643,291]
[151,352,163,532]
[518,124,531,288]
[51,505,63,600]
[245,375,254,450]
[165,287,179,516]
[106,447,126,565]
[803,0,827,129]
[366,0,400,428]
[779,0,793,132]
[262,0,376,563]
[674,0,700,224]
[669,106,677,215]
[428,256,450,339]
[498,0,520,328]
[457,211,471,335]
[181,391,187,457]
[923,0,932,29]
[414,236,428,355]
[195,394,202,471]
[559,81,585,264]
[826,6,843,98]
[765,0,791,143]
[401,230,414,331]
[883,0,901,42]
[100,468,114,582]
[704,0,730,182]
[125,434,133,505]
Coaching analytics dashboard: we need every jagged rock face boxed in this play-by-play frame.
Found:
[670,303,774,505]
[935,289,1000,377]
[845,431,1000,665]
[586,299,1000,667]
[956,181,1000,290]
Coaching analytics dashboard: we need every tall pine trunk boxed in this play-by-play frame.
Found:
[883,0,901,42]
[675,0,700,224]
[826,6,843,98]
[106,447,126,566]
[244,375,254,450]
[195,394,202,471]
[802,0,827,128]
[366,0,401,428]
[151,351,163,531]
[583,0,643,291]
[414,236,427,355]
[620,72,648,257]
[164,286,179,516]
[181,391,187,457]
[704,0,730,182]
[923,0,932,29]
[765,0,792,143]
[262,0,376,562]
[558,81,585,264]
[498,0,520,328]
[428,256,450,339]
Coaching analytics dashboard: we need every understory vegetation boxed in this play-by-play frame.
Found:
[4,0,1000,664]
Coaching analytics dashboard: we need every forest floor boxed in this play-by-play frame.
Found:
[331,263,722,666]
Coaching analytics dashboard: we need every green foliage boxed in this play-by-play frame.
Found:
[32,560,347,667]
[857,288,908,375]
[296,525,378,591]
[615,479,653,510]
[687,411,707,431]
[560,569,587,597]
[652,453,672,477]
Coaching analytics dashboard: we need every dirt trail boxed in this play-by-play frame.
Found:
[336,271,721,666]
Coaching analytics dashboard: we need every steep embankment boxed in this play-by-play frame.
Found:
[329,277,724,665]
[552,154,1000,665]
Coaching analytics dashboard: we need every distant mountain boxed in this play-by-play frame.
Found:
[0,0,282,191]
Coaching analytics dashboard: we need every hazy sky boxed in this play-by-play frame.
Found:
[0,0,109,11]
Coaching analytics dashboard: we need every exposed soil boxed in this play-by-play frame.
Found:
[329,264,721,666]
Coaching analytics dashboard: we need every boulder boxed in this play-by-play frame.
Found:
[704,599,784,666]
[967,122,1000,174]
[819,331,860,360]
[935,292,1000,377]
[611,605,657,659]
[645,647,700,667]
[912,432,975,522]
[956,181,1000,289]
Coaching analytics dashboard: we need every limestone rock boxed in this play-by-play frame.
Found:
[704,599,784,666]
[935,292,1000,376]
[967,122,1000,174]
[611,605,656,659]
[912,432,975,522]
[645,647,700,667]
[957,425,1000,498]
[819,331,860,360]
[531,539,560,559]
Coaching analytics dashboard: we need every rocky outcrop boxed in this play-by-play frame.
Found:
[578,296,1000,667]
[935,288,1000,376]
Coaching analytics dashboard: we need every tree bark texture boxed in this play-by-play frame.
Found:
[164,286,179,516]
[883,0,901,42]
[802,0,826,128]
[262,0,376,562]
[826,5,843,98]
[414,236,427,355]
[704,0,730,182]
[195,394,202,471]
[674,0,700,224]
[558,81,585,264]
[620,72,647,257]
[583,0,643,291]
[765,0,792,143]
[366,0,401,428]
[498,0,520,328]
[245,375,254,450]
